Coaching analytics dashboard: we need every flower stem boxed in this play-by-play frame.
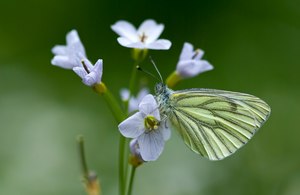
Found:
[123,53,147,194]
[102,88,127,195]
[99,83,126,123]
[94,82,128,195]
[77,136,101,195]
[127,49,148,103]
[127,166,137,195]
[166,71,182,89]
[77,135,89,179]
[119,135,126,195]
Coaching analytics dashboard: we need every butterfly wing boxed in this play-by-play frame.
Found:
[167,88,271,160]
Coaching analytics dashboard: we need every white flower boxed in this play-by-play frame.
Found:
[176,42,213,78]
[120,88,149,113]
[73,59,103,86]
[120,89,130,101]
[111,19,171,50]
[118,94,171,161]
[51,30,86,69]
[129,139,144,162]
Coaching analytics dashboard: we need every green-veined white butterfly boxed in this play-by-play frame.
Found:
[154,83,271,160]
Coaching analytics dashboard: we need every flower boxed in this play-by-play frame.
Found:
[118,94,170,161]
[51,30,86,69]
[129,139,145,166]
[111,19,171,50]
[176,42,213,78]
[73,58,103,87]
[120,88,149,113]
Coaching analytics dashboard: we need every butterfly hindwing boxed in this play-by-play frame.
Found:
[167,89,271,160]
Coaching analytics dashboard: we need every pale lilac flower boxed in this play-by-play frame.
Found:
[73,59,103,86]
[120,89,130,101]
[111,19,171,50]
[129,139,145,162]
[176,42,213,78]
[51,30,86,69]
[118,94,171,161]
[120,88,149,113]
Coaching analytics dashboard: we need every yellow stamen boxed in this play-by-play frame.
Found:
[192,49,201,59]
[139,32,147,43]
[144,115,160,131]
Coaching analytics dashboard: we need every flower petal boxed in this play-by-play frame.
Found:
[66,30,81,45]
[51,45,67,55]
[195,60,214,72]
[130,139,140,156]
[91,59,103,83]
[66,30,86,56]
[160,124,171,141]
[136,88,149,102]
[111,21,139,42]
[118,112,145,138]
[73,67,87,79]
[177,60,213,78]
[146,39,171,50]
[51,56,75,69]
[137,19,164,43]
[128,88,149,113]
[82,72,98,86]
[117,37,146,49]
[138,130,165,161]
[179,42,194,61]
[139,94,160,120]
[176,60,199,78]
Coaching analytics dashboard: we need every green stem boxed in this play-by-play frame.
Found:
[101,86,126,123]
[96,49,147,195]
[127,48,148,104]
[119,135,126,195]
[77,135,89,179]
[126,63,138,110]
[123,57,142,194]
[94,83,127,195]
[127,166,137,195]
[102,89,127,195]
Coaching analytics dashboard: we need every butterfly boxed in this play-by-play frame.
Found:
[154,83,271,160]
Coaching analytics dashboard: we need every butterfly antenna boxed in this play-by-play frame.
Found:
[136,65,160,82]
[149,56,163,83]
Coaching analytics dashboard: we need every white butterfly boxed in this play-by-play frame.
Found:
[155,83,271,160]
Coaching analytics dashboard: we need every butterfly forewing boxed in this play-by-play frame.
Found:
[167,88,271,160]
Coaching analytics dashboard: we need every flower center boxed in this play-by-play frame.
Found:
[139,32,147,43]
[144,115,160,131]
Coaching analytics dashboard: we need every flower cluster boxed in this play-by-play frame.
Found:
[51,30,103,88]
[51,19,213,163]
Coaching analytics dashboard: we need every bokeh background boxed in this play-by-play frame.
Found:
[0,0,299,194]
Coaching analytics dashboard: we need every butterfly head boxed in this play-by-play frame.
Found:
[155,82,167,95]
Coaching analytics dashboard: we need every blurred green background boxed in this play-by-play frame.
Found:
[0,0,299,194]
